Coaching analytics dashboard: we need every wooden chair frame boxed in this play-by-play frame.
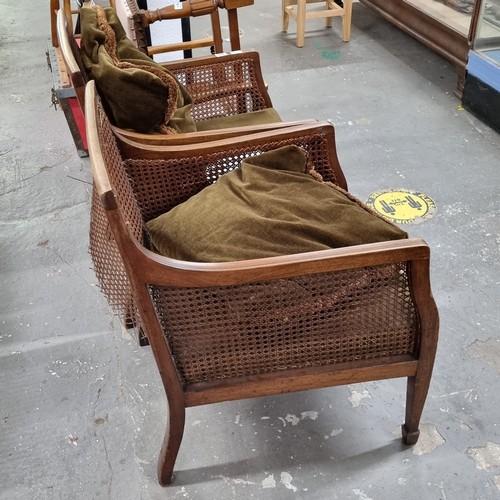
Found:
[85,79,439,485]
[129,0,255,56]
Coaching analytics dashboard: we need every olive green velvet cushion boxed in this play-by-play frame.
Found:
[80,7,196,134]
[196,108,282,131]
[146,146,408,262]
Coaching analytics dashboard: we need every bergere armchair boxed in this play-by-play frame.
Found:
[85,79,439,485]
[56,4,311,149]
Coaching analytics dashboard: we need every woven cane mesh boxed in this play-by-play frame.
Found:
[88,53,274,326]
[91,105,340,340]
[150,262,418,385]
[170,56,269,121]
[89,100,145,331]
[124,131,339,222]
[90,186,132,317]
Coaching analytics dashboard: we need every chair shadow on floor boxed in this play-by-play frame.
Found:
[159,385,412,486]
[172,439,406,486]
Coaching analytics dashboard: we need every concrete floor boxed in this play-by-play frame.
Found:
[1,1,500,498]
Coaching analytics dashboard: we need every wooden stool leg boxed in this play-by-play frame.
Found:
[157,401,186,485]
[326,0,333,28]
[342,0,352,42]
[282,0,291,32]
[296,0,306,47]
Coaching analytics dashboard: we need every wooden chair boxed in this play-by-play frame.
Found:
[85,79,439,485]
[116,0,225,57]
[282,0,353,47]
[127,0,255,56]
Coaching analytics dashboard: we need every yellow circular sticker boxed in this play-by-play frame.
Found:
[366,189,436,225]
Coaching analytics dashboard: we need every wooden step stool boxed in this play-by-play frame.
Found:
[282,0,352,48]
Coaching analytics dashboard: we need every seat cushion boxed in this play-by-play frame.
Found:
[80,6,196,134]
[196,108,282,131]
[146,145,408,262]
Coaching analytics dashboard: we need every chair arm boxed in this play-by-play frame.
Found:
[130,238,431,288]
[162,50,273,117]
[112,119,318,148]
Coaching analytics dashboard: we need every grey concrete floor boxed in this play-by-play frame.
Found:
[1,1,500,498]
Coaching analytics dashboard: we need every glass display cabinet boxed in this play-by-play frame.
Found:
[462,0,500,132]
[359,0,481,95]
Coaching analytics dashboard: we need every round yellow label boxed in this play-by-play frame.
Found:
[366,189,436,225]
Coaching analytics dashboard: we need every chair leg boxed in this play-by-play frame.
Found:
[124,302,150,346]
[402,372,432,445]
[342,0,352,42]
[210,10,224,53]
[137,327,150,347]
[296,0,306,47]
[157,401,186,486]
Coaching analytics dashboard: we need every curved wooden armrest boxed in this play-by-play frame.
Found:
[163,50,273,108]
[134,238,432,287]
[117,121,328,155]
[112,119,318,147]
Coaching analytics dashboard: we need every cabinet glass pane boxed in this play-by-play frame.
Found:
[405,0,473,35]
[475,0,500,60]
